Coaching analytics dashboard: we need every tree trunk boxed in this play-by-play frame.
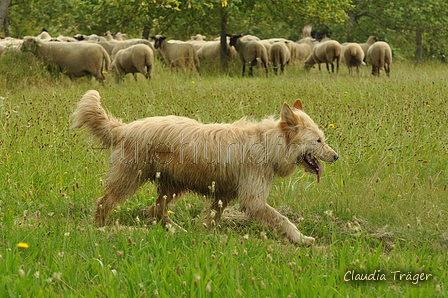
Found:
[220,5,228,71]
[415,28,423,64]
[346,10,356,42]
[0,0,10,35]
[142,25,150,39]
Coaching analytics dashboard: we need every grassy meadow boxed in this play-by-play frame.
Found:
[0,53,447,297]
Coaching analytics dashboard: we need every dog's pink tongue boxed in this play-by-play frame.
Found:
[316,160,322,183]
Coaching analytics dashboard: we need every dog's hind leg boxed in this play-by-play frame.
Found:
[146,188,187,232]
[94,181,141,226]
[203,198,229,229]
[94,163,145,226]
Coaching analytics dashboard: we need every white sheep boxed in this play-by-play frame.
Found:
[227,34,268,76]
[110,44,154,81]
[366,41,392,77]
[110,39,154,59]
[196,40,236,61]
[269,41,290,74]
[37,29,51,40]
[151,35,200,73]
[114,32,127,41]
[341,43,365,75]
[21,37,110,83]
[304,40,341,73]
[186,35,207,50]
[189,34,207,41]
[360,36,378,62]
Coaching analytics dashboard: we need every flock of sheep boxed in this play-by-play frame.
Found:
[0,29,393,82]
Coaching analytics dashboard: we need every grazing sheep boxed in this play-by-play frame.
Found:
[95,41,117,56]
[104,31,115,41]
[269,41,290,74]
[115,32,127,41]
[366,41,392,77]
[151,35,200,73]
[21,37,110,83]
[240,34,260,42]
[196,40,236,61]
[189,34,207,41]
[227,34,268,76]
[111,39,154,60]
[37,29,51,40]
[360,36,378,62]
[294,43,312,61]
[110,44,154,82]
[186,35,207,50]
[341,43,365,75]
[304,40,341,73]
[297,37,318,49]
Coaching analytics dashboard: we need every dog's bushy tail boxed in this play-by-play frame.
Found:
[72,90,125,148]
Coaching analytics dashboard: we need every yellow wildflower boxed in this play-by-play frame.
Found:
[329,123,335,128]
[17,242,30,248]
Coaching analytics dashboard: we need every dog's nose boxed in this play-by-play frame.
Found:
[333,154,339,162]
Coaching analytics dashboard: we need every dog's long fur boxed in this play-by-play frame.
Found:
[73,90,338,245]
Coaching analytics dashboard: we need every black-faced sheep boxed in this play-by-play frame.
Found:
[269,41,290,74]
[21,37,110,83]
[304,40,341,73]
[366,41,392,77]
[360,36,378,62]
[227,34,268,76]
[341,43,365,75]
[110,44,154,82]
[151,35,200,74]
[37,29,51,40]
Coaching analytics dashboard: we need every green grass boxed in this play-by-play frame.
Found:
[0,54,447,297]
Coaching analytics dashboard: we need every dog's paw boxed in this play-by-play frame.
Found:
[300,236,315,247]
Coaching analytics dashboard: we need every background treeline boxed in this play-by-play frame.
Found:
[2,0,448,62]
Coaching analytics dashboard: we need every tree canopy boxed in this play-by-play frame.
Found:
[2,0,448,61]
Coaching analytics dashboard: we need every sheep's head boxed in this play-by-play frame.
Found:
[227,34,243,47]
[151,35,167,49]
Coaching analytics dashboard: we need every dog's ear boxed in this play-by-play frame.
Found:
[281,103,299,127]
[292,99,304,111]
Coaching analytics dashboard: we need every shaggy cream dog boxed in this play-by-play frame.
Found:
[73,90,338,245]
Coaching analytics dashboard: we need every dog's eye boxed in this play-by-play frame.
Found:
[317,139,322,143]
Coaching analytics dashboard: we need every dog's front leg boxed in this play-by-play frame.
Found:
[242,201,315,246]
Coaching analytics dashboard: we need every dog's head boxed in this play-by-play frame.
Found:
[280,99,338,182]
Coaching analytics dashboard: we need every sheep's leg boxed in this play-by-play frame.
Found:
[385,63,390,77]
[263,59,268,76]
[242,63,246,76]
[249,61,254,76]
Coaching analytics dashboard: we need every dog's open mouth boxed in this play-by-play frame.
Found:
[303,154,322,183]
